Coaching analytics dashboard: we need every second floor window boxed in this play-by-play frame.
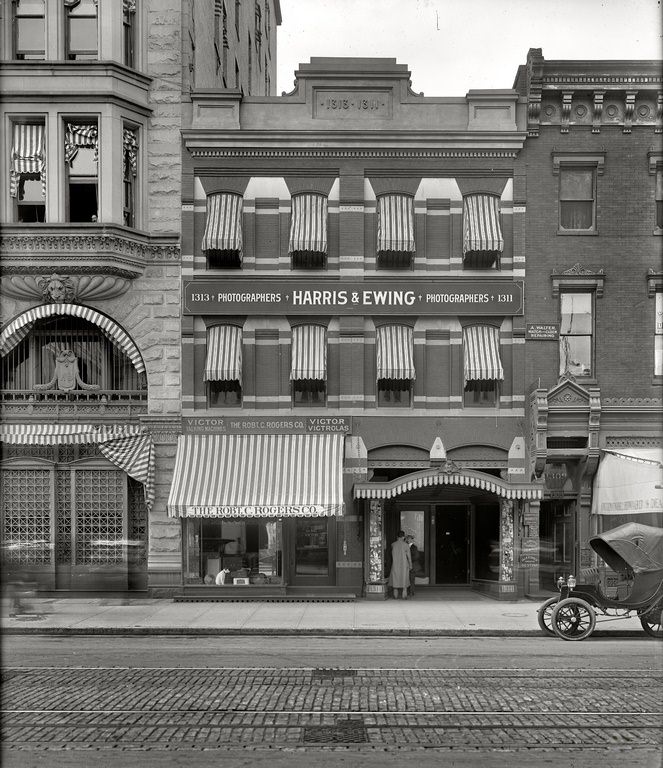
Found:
[202,192,243,268]
[66,0,98,60]
[291,325,327,407]
[376,325,415,407]
[123,126,138,228]
[13,0,45,60]
[559,292,593,377]
[463,325,503,407]
[65,121,98,223]
[656,169,663,230]
[462,194,503,269]
[289,193,328,269]
[204,325,242,407]
[376,194,415,268]
[559,167,595,232]
[10,122,46,223]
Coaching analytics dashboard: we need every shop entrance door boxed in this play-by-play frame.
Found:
[539,500,575,591]
[287,518,335,586]
[434,506,469,584]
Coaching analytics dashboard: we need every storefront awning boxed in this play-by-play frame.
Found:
[203,325,242,384]
[591,448,663,516]
[462,194,504,257]
[376,325,415,381]
[377,194,415,254]
[167,433,345,518]
[290,324,326,381]
[354,467,543,500]
[0,423,155,510]
[288,193,328,255]
[463,325,504,385]
[201,192,243,256]
[0,303,145,375]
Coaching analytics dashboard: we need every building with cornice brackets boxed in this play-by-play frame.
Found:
[0,0,280,594]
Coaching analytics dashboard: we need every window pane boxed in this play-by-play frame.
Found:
[69,0,97,15]
[20,178,43,203]
[560,168,593,199]
[16,18,44,55]
[295,520,328,576]
[560,201,593,229]
[69,146,97,178]
[559,335,592,377]
[656,335,663,377]
[17,0,44,11]
[69,18,97,56]
[560,293,592,334]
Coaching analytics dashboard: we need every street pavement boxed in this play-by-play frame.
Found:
[0,589,649,636]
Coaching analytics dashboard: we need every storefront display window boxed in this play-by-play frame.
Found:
[184,518,282,585]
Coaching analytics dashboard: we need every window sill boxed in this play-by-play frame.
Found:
[557,229,598,236]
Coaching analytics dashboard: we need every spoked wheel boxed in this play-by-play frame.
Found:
[551,598,596,641]
[537,597,559,636]
[639,607,663,639]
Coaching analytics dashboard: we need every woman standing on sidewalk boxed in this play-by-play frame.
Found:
[389,531,412,599]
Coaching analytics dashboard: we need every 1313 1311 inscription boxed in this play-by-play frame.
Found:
[315,90,391,118]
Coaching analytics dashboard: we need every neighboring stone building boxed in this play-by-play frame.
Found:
[515,49,663,591]
[0,1,280,593]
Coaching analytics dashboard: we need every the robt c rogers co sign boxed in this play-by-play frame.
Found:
[183,279,524,315]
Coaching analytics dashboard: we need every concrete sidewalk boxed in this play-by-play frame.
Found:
[0,591,649,636]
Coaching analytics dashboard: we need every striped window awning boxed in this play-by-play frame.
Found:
[463,325,504,385]
[0,424,155,510]
[167,434,345,518]
[204,325,242,384]
[10,124,46,199]
[289,193,328,256]
[202,192,243,257]
[0,303,145,375]
[376,325,415,381]
[291,325,326,381]
[463,194,504,261]
[377,194,415,254]
[65,123,98,165]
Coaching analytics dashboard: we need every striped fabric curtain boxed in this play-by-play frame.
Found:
[463,325,504,386]
[289,193,328,255]
[376,325,415,381]
[65,123,98,164]
[123,127,138,177]
[0,303,145,375]
[377,194,415,254]
[203,325,243,384]
[462,194,504,256]
[10,124,46,199]
[290,325,326,381]
[202,192,243,256]
[0,423,155,510]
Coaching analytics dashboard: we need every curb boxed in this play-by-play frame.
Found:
[1,626,649,638]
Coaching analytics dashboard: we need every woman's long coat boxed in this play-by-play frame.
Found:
[389,538,412,589]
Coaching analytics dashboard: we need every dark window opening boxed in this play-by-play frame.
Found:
[293,379,326,407]
[291,252,326,270]
[123,4,136,68]
[377,379,411,407]
[376,251,414,269]
[463,380,498,407]
[208,380,241,407]
[559,167,595,231]
[206,250,241,269]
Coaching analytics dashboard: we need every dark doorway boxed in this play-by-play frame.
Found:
[435,506,469,584]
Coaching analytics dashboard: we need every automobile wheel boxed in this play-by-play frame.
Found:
[551,598,596,641]
[640,608,663,639]
[537,597,558,636]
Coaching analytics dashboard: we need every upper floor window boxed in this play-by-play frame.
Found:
[291,325,327,407]
[463,325,503,407]
[376,325,415,407]
[655,292,662,377]
[123,0,136,68]
[204,325,242,407]
[202,192,243,268]
[122,126,138,228]
[10,122,46,223]
[559,167,595,232]
[65,121,98,222]
[376,194,415,268]
[462,193,503,269]
[559,292,593,377]
[289,193,328,269]
[65,0,98,61]
[13,0,45,60]
[656,169,663,231]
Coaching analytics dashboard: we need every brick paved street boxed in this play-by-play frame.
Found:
[2,664,661,766]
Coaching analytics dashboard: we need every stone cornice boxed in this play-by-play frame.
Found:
[0,226,180,280]
[551,263,606,297]
[189,148,521,159]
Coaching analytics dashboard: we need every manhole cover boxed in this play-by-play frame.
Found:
[312,668,357,680]
[303,719,367,744]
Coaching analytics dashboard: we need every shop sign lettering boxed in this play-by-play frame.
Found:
[184,279,524,316]
[183,416,352,435]
[526,323,559,340]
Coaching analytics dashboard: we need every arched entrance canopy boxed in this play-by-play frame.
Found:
[353,467,543,501]
[0,303,145,375]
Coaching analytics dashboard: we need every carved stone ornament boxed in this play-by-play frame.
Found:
[1,274,131,302]
[435,459,462,475]
[34,343,100,393]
